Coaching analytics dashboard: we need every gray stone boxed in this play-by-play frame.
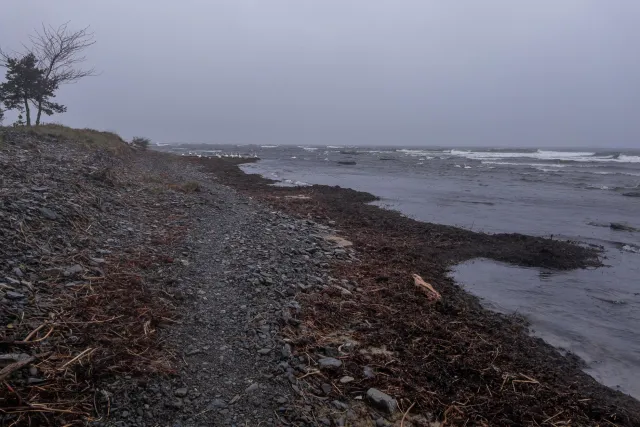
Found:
[339,376,354,384]
[165,399,183,409]
[366,388,397,414]
[245,383,259,393]
[318,357,342,370]
[257,348,271,355]
[5,291,25,300]
[13,267,23,277]
[39,207,58,220]
[281,344,292,358]
[321,383,332,395]
[64,264,84,277]
[27,378,46,385]
[174,388,188,397]
[208,398,227,409]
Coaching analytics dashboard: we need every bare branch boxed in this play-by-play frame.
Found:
[30,21,98,84]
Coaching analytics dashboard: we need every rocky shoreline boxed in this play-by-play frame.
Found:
[1,128,639,426]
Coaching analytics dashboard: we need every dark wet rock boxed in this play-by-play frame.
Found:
[245,383,259,393]
[5,291,25,300]
[64,264,84,277]
[318,357,342,370]
[610,222,638,232]
[174,388,188,397]
[39,207,58,220]
[622,191,640,197]
[321,383,333,395]
[366,388,397,414]
[164,399,184,409]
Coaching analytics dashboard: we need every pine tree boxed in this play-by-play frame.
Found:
[0,53,65,126]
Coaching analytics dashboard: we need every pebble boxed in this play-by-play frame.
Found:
[366,388,397,414]
[5,291,25,300]
[39,207,58,220]
[339,376,354,384]
[174,388,188,397]
[245,383,259,393]
[318,357,342,370]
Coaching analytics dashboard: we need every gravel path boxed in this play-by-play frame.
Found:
[103,157,359,426]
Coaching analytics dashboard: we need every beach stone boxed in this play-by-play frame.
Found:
[366,388,397,414]
[245,383,259,393]
[5,291,25,300]
[318,357,342,370]
[165,399,183,409]
[39,207,57,220]
[174,388,188,397]
[64,264,84,276]
[339,376,354,384]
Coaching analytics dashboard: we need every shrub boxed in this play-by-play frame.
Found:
[131,136,151,150]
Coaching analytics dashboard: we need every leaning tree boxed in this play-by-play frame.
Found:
[1,22,96,125]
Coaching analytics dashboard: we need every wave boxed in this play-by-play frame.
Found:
[260,145,279,148]
[326,145,344,149]
[448,149,640,163]
[482,161,567,168]
[299,146,318,151]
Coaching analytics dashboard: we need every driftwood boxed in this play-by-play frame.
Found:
[412,274,441,302]
[0,355,35,381]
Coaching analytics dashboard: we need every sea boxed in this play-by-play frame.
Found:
[160,143,640,399]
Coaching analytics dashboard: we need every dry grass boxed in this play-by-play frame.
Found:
[9,124,131,155]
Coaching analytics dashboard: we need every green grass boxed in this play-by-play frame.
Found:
[7,124,131,155]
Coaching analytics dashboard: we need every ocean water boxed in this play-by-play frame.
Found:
[162,144,640,399]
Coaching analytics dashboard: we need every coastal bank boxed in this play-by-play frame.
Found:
[1,127,639,426]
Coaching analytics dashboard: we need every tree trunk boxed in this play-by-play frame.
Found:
[35,98,43,125]
[24,98,31,126]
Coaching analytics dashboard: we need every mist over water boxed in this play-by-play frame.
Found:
[160,143,640,398]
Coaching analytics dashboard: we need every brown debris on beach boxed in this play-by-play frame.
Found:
[193,155,640,426]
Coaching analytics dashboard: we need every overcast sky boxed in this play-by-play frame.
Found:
[1,1,639,147]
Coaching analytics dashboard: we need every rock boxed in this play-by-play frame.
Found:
[165,399,183,409]
[39,207,58,220]
[245,383,259,393]
[5,277,20,285]
[208,398,227,410]
[13,267,23,277]
[339,376,354,384]
[321,383,332,395]
[318,357,342,370]
[90,257,106,265]
[64,264,84,277]
[27,378,46,385]
[281,344,292,358]
[610,222,638,232]
[332,400,349,410]
[366,388,397,414]
[5,291,25,300]
[174,388,188,397]
[622,191,640,197]
[257,348,271,355]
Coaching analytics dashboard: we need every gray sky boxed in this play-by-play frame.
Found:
[1,1,639,147]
